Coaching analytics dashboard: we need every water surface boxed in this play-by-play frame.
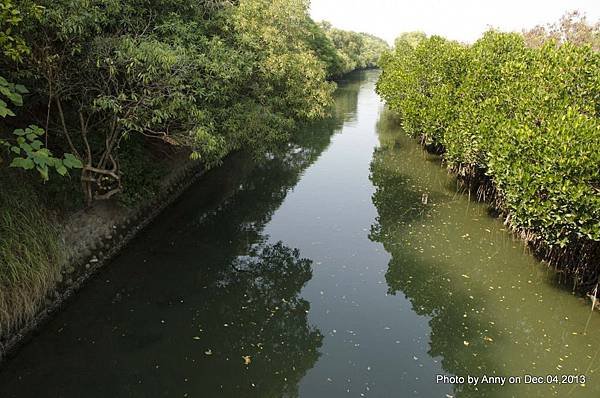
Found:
[1,70,599,397]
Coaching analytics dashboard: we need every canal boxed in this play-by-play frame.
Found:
[1,70,599,397]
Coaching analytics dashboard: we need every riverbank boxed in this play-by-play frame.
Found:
[2,70,598,398]
[376,31,600,294]
[0,150,208,360]
[449,161,600,294]
[0,0,390,362]
[384,112,600,296]
[0,67,371,363]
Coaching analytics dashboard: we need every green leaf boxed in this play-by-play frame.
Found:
[63,153,83,168]
[37,165,49,181]
[0,99,15,117]
[30,140,42,150]
[10,157,35,170]
[56,164,68,176]
[20,142,33,152]
[28,125,44,136]
[14,84,28,94]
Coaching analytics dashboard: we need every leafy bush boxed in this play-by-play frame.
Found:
[0,1,80,179]
[377,35,467,147]
[377,29,600,263]
[117,136,167,207]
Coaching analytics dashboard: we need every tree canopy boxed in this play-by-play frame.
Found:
[377,16,600,288]
[319,21,389,78]
[0,0,385,205]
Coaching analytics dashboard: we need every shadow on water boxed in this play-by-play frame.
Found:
[370,108,600,398]
[0,72,363,398]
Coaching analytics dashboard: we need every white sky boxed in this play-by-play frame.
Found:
[310,0,600,44]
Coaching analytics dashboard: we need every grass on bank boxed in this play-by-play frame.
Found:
[0,175,64,343]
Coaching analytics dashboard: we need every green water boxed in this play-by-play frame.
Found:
[0,70,598,397]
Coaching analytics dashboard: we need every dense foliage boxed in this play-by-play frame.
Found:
[0,0,82,179]
[319,21,389,77]
[0,0,388,345]
[377,24,600,283]
[0,0,385,205]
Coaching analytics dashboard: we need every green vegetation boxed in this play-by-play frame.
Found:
[0,0,82,179]
[0,0,367,205]
[319,21,389,78]
[377,17,600,289]
[1,1,388,204]
[0,176,64,339]
[0,1,386,344]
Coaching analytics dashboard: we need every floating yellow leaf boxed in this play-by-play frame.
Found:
[243,355,252,365]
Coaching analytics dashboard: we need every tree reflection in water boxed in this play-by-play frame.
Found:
[369,109,501,398]
[196,241,321,398]
[0,71,366,398]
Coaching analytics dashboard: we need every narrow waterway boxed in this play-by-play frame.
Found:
[1,70,599,397]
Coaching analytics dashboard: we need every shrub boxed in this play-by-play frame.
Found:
[377,28,600,285]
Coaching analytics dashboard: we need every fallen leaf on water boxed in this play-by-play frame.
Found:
[243,355,251,365]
